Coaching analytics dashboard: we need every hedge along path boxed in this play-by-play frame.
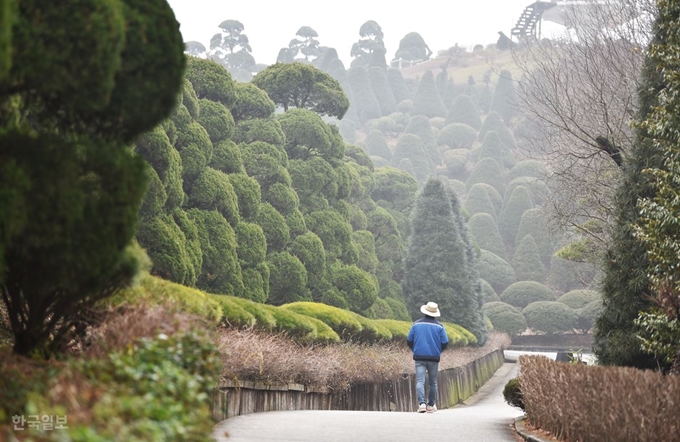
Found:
[518,355,680,442]
[110,275,475,347]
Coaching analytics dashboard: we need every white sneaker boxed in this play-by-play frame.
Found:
[426,404,437,413]
[418,403,427,413]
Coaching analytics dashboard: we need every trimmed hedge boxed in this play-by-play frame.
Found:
[482,302,527,338]
[557,290,601,309]
[500,281,556,310]
[522,301,578,335]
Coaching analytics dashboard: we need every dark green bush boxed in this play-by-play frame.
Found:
[469,213,507,260]
[558,290,601,309]
[438,123,477,149]
[478,250,517,294]
[503,377,525,410]
[196,98,235,144]
[501,281,556,310]
[266,251,310,306]
[523,301,579,335]
[482,302,527,337]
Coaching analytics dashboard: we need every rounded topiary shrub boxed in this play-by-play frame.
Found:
[438,123,478,149]
[507,160,548,182]
[500,281,556,310]
[466,157,506,198]
[522,301,578,335]
[558,289,601,309]
[478,250,517,294]
[482,302,527,337]
[512,235,547,283]
[503,378,525,410]
[480,279,500,303]
[469,213,507,261]
[442,149,469,177]
[575,299,603,333]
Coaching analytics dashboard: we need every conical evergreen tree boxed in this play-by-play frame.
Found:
[391,134,431,185]
[499,185,534,246]
[465,184,498,220]
[479,111,516,149]
[347,65,381,123]
[469,213,507,260]
[489,69,517,122]
[404,115,441,166]
[365,129,391,160]
[369,66,397,116]
[466,157,506,197]
[412,70,448,118]
[387,67,411,104]
[593,11,669,369]
[512,234,547,282]
[473,130,515,169]
[516,208,554,266]
[446,94,482,129]
[403,178,487,343]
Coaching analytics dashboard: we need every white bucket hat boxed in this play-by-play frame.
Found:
[420,302,441,317]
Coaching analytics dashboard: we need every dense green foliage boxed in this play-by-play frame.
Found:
[482,302,527,338]
[0,0,185,356]
[523,301,578,335]
[500,282,556,310]
[403,178,487,343]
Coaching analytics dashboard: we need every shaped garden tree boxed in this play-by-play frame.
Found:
[0,0,185,356]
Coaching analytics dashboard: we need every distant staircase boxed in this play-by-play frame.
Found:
[511,1,557,42]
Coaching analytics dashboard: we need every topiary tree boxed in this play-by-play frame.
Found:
[558,289,601,309]
[469,213,507,260]
[188,167,240,227]
[347,65,382,123]
[196,98,235,144]
[329,262,379,313]
[369,66,396,115]
[134,126,184,210]
[225,173,261,221]
[499,186,534,246]
[1,0,185,356]
[412,70,447,118]
[465,183,501,221]
[508,160,549,182]
[230,82,276,122]
[305,209,356,264]
[548,255,597,294]
[403,178,487,342]
[136,213,194,285]
[262,182,300,216]
[185,56,236,107]
[240,141,291,190]
[446,94,482,129]
[478,250,517,294]
[370,167,419,213]
[255,202,290,253]
[500,281,556,310]
[480,280,500,303]
[478,111,516,149]
[350,20,387,68]
[278,108,344,160]
[391,134,432,185]
[393,32,432,64]
[442,149,469,178]
[466,157,506,197]
[287,231,327,300]
[512,235,547,283]
[523,301,578,335]
[235,221,267,268]
[387,67,411,104]
[438,123,477,149]
[489,69,517,122]
[233,118,286,148]
[365,129,392,160]
[404,115,441,166]
[472,131,515,169]
[482,302,527,337]
[252,62,349,118]
[575,299,603,334]
[188,209,244,297]
[266,251,310,305]
[516,208,555,266]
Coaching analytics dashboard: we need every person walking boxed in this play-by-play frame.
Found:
[406,302,449,413]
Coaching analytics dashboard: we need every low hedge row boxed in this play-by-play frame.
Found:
[113,275,476,347]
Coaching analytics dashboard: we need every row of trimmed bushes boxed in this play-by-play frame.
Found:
[518,355,680,441]
[110,274,476,346]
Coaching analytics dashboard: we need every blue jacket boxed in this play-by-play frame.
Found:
[406,316,449,362]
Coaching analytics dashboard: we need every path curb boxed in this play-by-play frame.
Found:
[514,416,554,442]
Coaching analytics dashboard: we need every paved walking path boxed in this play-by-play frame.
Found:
[212,362,523,442]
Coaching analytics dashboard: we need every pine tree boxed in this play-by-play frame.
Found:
[403,178,487,343]
[593,18,667,368]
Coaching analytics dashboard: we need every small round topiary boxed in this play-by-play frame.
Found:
[558,289,601,309]
[522,301,579,335]
[503,377,525,410]
[500,281,555,310]
[482,302,527,337]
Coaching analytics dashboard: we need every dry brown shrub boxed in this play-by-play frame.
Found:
[218,329,509,391]
[519,355,680,442]
[82,303,211,357]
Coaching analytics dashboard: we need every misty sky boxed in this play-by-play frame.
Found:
[166,0,563,66]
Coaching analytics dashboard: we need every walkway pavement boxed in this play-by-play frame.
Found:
[213,362,525,442]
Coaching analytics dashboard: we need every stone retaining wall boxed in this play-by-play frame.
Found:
[211,349,504,421]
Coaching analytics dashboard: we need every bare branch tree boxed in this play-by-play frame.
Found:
[512,0,656,261]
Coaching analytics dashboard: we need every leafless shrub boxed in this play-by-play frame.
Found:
[519,355,680,441]
[218,329,509,391]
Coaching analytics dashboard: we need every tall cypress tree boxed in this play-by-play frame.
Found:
[412,70,448,118]
[593,13,667,369]
[403,178,487,343]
